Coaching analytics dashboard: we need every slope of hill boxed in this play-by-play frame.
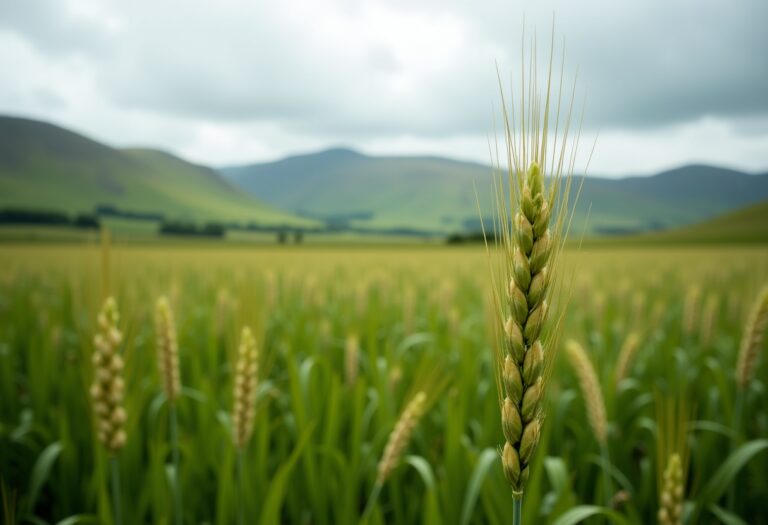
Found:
[0,116,312,227]
[629,199,768,244]
[221,149,768,234]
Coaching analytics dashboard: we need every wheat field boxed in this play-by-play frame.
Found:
[1,243,767,524]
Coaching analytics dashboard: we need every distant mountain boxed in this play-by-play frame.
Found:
[4,116,766,236]
[221,148,494,231]
[221,149,768,234]
[0,116,312,227]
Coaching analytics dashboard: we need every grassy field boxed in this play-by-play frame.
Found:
[0,222,445,246]
[1,243,767,524]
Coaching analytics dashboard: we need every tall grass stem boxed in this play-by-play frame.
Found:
[728,390,745,509]
[236,449,245,525]
[513,497,522,525]
[600,442,614,507]
[170,405,182,525]
[361,481,382,522]
[110,456,122,525]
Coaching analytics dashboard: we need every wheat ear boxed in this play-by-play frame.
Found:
[487,30,583,506]
[657,453,683,525]
[498,162,555,499]
[565,340,607,445]
[345,334,359,387]
[735,286,768,389]
[699,294,718,347]
[566,339,613,505]
[376,391,427,485]
[614,332,640,386]
[682,286,701,337]
[90,297,127,454]
[232,327,258,450]
[155,296,183,525]
[155,296,181,403]
[361,391,428,520]
[90,297,125,525]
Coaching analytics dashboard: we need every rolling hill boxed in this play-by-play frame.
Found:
[4,115,767,237]
[629,199,768,244]
[0,116,313,227]
[221,149,768,234]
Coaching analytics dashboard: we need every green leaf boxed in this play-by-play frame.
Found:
[460,448,497,525]
[11,409,34,443]
[544,457,569,494]
[405,455,436,491]
[55,515,101,525]
[148,392,167,431]
[588,453,635,494]
[406,456,441,525]
[298,357,317,398]
[697,439,768,507]
[26,441,63,515]
[216,410,232,435]
[690,420,736,440]
[165,463,178,499]
[550,505,630,525]
[395,333,434,356]
[709,504,748,525]
[180,386,208,404]
[258,423,315,525]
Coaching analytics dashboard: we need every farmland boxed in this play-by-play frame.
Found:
[1,243,767,524]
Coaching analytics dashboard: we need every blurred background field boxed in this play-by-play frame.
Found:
[2,242,767,523]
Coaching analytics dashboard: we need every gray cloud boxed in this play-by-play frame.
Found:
[0,0,114,56]
[5,0,767,133]
[437,1,768,128]
[0,0,766,173]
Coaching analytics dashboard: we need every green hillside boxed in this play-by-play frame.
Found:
[221,149,768,234]
[629,199,768,244]
[221,148,490,231]
[0,116,313,227]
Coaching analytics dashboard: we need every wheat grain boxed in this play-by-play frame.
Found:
[699,294,718,347]
[345,334,359,387]
[90,297,127,454]
[736,286,768,389]
[232,326,258,450]
[614,332,641,385]
[682,286,701,336]
[376,392,427,484]
[487,31,583,504]
[657,453,683,525]
[155,296,181,403]
[565,340,607,444]
[496,162,558,498]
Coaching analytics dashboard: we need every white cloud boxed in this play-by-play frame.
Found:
[0,0,766,175]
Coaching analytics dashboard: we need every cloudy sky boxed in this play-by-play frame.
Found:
[1,0,767,175]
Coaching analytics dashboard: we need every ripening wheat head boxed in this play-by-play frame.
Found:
[658,453,683,525]
[232,326,258,450]
[736,286,768,389]
[565,340,607,445]
[487,32,584,499]
[155,296,181,403]
[655,399,689,525]
[90,297,127,454]
[345,334,359,387]
[376,391,427,485]
[614,332,641,386]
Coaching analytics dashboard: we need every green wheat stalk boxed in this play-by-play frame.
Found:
[482,22,587,525]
